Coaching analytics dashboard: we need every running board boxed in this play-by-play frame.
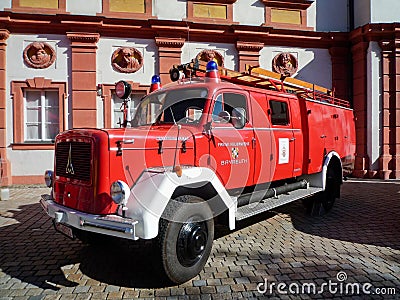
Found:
[235,187,323,221]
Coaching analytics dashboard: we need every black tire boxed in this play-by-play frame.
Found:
[158,195,214,284]
[302,170,340,216]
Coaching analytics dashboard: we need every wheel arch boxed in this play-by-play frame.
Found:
[125,167,236,239]
[171,182,232,228]
[300,151,343,190]
[322,151,343,190]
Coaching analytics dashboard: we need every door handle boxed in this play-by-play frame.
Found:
[289,137,296,142]
[320,135,326,138]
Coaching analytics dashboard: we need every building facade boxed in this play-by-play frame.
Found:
[0,0,399,185]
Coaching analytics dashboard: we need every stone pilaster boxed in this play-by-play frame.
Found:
[155,37,185,84]
[379,38,400,179]
[351,41,369,178]
[67,32,100,128]
[236,41,264,72]
[0,30,10,186]
[329,46,351,102]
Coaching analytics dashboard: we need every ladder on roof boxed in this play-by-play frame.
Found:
[173,59,350,108]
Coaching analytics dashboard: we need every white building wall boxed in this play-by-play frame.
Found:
[181,42,237,71]
[154,0,186,21]
[6,34,70,176]
[233,0,264,26]
[370,0,400,24]
[307,1,317,30]
[354,0,400,29]
[97,38,157,86]
[313,0,349,32]
[259,47,332,89]
[367,41,382,170]
[353,0,371,28]
[0,0,11,10]
[66,0,101,15]
[97,38,157,128]
[9,150,55,176]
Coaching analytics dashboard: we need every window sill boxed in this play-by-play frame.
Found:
[11,143,55,150]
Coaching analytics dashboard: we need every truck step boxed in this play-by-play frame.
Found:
[235,187,323,221]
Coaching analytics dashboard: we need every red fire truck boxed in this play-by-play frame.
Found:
[41,60,355,284]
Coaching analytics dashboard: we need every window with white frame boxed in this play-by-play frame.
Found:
[24,90,59,141]
[112,92,145,128]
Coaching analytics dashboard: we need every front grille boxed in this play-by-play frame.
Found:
[55,141,92,182]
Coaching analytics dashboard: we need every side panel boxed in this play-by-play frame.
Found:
[304,99,355,175]
[266,95,295,181]
[288,97,303,177]
[304,101,325,174]
[322,104,339,154]
[249,91,274,185]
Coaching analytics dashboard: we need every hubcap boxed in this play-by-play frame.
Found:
[177,221,208,267]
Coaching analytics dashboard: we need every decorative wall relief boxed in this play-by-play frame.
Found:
[272,52,298,77]
[196,49,224,67]
[111,47,143,73]
[23,42,56,69]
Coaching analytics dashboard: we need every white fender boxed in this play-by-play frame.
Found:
[300,151,342,190]
[122,167,236,239]
[322,151,343,189]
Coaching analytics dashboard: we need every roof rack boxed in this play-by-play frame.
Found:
[170,60,350,108]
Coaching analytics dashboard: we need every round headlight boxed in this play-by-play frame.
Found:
[110,180,131,205]
[44,170,53,187]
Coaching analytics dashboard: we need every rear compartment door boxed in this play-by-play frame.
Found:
[304,101,326,174]
[267,96,296,180]
[249,91,274,185]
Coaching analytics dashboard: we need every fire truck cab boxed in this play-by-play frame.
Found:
[41,60,355,284]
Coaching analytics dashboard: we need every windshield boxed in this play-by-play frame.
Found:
[132,88,208,126]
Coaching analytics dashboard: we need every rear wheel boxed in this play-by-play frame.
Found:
[303,167,340,216]
[158,195,214,284]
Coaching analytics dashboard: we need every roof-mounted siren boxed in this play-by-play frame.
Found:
[169,64,188,82]
[206,60,220,82]
[150,75,162,92]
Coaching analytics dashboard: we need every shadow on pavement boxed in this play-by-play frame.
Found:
[215,181,400,252]
[277,180,400,251]
[0,203,172,290]
[1,180,398,292]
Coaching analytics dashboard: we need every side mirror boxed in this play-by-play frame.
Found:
[217,111,231,123]
[232,107,246,129]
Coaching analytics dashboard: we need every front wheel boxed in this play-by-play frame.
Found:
[158,195,214,284]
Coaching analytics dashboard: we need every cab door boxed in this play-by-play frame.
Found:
[267,96,296,180]
[207,91,255,190]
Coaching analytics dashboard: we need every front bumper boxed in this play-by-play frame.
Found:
[40,194,139,240]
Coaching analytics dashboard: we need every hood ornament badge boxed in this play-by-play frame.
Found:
[66,144,75,175]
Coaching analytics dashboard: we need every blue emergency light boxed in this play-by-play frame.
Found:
[150,75,162,92]
[206,61,219,80]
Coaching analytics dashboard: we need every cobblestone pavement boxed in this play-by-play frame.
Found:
[0,179,399,299]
